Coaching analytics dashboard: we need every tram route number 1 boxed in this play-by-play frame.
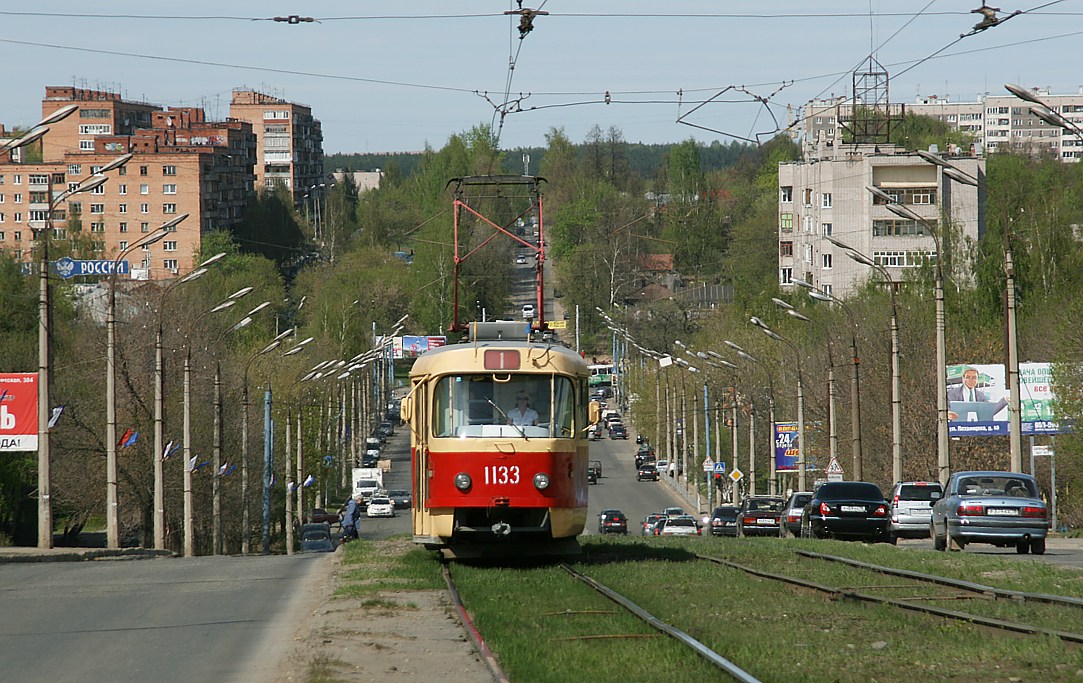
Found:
[484,465,521,485]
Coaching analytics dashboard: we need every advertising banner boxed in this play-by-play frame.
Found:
[948,362,1066,436]
[0,373,39,452]
[395,335,448,359]
[774,421,799,472]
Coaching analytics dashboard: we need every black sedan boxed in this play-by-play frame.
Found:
[636,464,660,481]
[609,424,628,439]
[931,470,1048,554]
[598,509,628,534]
[387,489,413,509]
[802,481,890,542]
[709,505,740,537]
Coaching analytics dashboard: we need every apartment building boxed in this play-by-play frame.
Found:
[778,140,984,299]
[0,86,255,279]
[803,87,1083,162]
[228,90,324,204]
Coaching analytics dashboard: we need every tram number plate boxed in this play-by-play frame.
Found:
[841,505,865,513]
[484,465,520,485]
[986,507,1019,516]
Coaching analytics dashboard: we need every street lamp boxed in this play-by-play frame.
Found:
[750,316,806,491]
[827,236,902,483]
[721,343,778,495]
[9,104,82,549]
[1005,83,1083,140]
[105,216,177,548]
[792,278,864,481]
[152,251,226,550]
[867,184,950,485]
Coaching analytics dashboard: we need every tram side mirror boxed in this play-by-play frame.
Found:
[588,400,601,427]
[400,396,413,422]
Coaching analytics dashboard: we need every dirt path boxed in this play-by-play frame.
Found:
[272,542,492,683]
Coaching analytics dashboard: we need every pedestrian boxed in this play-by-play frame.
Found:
[341,494,363,543]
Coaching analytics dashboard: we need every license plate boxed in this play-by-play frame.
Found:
[841,505,865,513]
[986,507,1019,516]
[756,518,775,525]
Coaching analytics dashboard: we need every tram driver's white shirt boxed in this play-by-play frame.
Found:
[508,407,539,426]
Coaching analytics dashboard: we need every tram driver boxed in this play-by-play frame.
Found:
[507,391,539,427]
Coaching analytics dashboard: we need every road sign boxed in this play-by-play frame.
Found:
[713,462,727,473]
[547,319,567,329]
[729,468,743,482]
[702,457,714,472]
[53,257,130,279]
[826,457,844,482]
[1032,445,1053,456]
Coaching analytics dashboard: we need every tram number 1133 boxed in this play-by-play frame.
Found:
[484,465,520,485]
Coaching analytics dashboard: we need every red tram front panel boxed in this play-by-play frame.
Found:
[425,448,585,509]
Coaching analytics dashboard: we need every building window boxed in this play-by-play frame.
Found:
[779,241,794,257]
[29,210,48,222]
[141,204,149,214]
[163,184,177,195]
[13,175,21,185]
[779,267,793,285]
[803,215,813,233]
[803,188,813,206]
[90,222,105,233]
[119,222,128,233]
[163,259,179,271]
[29,174,49,185]
[117,166,126,176]
[141,222,150,233]
[91,184,105,195]
[140,184,149,195]
[821,193,832,208]
[780,186,793,203]
[163,241,177,251]
[79,140,95,150]
[90,204,105,214]
[804,244,813,263]
[821,223,832,236]
[163,203,177,214]
[119,240,128,251]
[14,231,22,241]
[118,184,127,195]
[822,253,832,269]
[163,165,177,176]
[822,284,832,297]
[873,218,932,236]
[118,204,127,214]
[14,193,22,204]
[780,212,793,233]
[140,166,148,176]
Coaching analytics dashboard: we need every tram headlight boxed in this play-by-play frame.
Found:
[454,472,472,491]
[533,472,551,490]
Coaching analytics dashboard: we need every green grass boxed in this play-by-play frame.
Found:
[334,538,444,598]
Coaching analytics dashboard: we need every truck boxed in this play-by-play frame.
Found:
[352,466,384,502]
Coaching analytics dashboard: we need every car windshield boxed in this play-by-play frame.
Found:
[712,507,738,520]
[432,373,578,439]
[669,518,695,527]
[957,475,1038,497]
[817,482,885,500]
[898,484,943,501]
[370,498,391,505]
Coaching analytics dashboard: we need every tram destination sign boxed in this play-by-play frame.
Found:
[53,257,129,279]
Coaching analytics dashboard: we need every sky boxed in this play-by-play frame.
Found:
[2,2,1081,155]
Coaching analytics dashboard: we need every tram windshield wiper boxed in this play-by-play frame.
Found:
[485,398,528,439]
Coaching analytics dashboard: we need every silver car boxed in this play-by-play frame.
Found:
[930,471,1049,554]
[887,481,943,543]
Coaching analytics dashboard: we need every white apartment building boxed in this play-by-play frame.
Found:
[803,86,1083,163]
[778,141,984,298]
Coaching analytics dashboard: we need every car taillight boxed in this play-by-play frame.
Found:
[819,502,831,515]
[892,494,900,505]
[742,516,757,525]
[872,504,888,517]
[1021,506,1047,519]
[958,503,984,516]
[697,528,702,535]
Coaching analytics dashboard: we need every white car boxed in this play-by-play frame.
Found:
[521,304,536,319]
[366,497,395,518]
[515,255,527,264]
[658,516,701,536]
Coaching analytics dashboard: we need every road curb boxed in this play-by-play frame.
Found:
[0,548,174,563]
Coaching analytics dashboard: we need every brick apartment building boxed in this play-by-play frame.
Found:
[0,86,268,279]
[228,89,324,204]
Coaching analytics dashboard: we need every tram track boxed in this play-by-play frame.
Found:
[697,549,1083,644]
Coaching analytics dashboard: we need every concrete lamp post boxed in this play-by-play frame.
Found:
[750,316,806,491]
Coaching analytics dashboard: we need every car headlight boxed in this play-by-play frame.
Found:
[534,473,551,490]
[454,473,472,491]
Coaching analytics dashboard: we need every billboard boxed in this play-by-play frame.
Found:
[393,335,448,359]
[947,362,1066,436]
[0,373,39,452]
[774,421,800,472]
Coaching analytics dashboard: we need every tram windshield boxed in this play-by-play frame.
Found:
[432,374,576,439]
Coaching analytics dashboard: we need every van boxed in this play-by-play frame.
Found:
[888,481,943,543]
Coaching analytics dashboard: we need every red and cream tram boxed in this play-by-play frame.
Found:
[399,322,598,556]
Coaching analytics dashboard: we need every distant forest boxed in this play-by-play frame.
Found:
[325,139,755,180]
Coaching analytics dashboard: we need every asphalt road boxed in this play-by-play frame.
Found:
[0,553,326,683]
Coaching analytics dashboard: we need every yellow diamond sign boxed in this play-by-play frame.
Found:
[729,468,743,482]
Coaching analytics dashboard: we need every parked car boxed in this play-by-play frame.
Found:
[635,435,645,445]
[365,496,396,518]
[709,505,740,537]
[663,506,686,518]
[802,481,891,542]
[588,460,602,479]
[641,513,667,535]
[931,471,1048,554]
[609,424,628,439]
[379,420,395,437]
[598,509,628,534]
[521,303,536,319]
[515,254,527,264]
[888,481,943,543]
[636,464,660,481]
[307,508,340,527]
[737,496,786,537]
[300,522,335,553]
[657,516,701,537]
[387,489,412,509]
[361,451,380,468]
[587,468,598,484]
[779,492,813,538]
